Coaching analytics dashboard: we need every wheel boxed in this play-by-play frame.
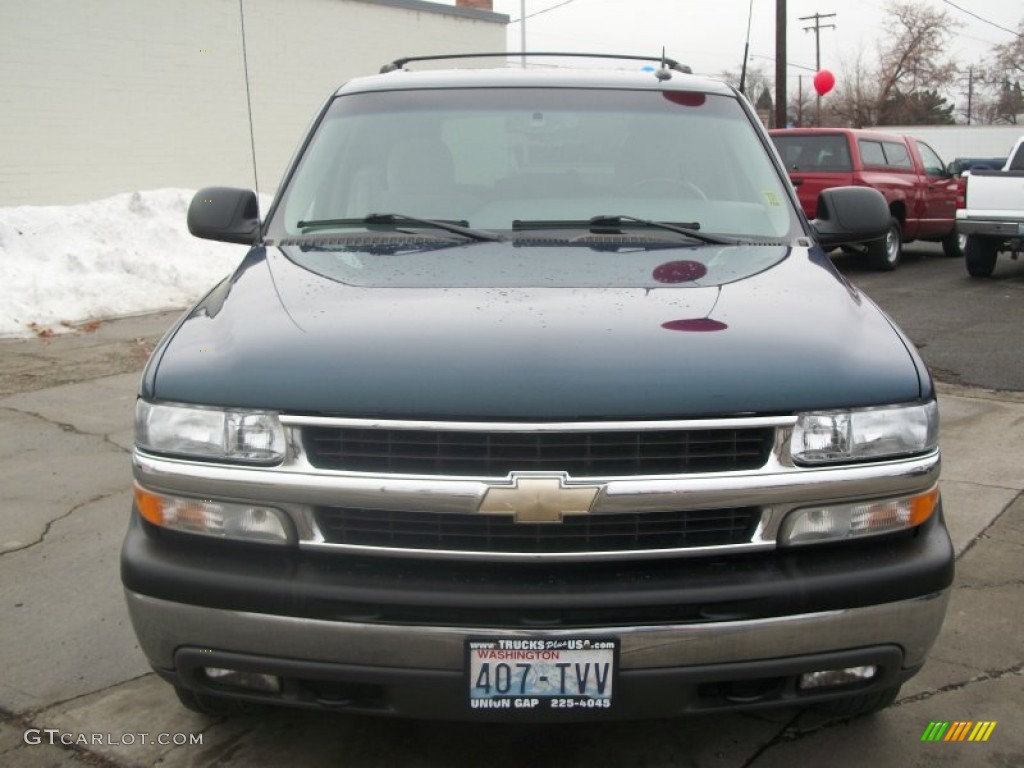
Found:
[964,235,998,278]
[626,177,707,198]
[174,685,261,716]
[866,217,902,270]
[940,229,963,258]
[813,684,901,717]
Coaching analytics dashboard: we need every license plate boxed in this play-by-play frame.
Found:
[466,638,617,713]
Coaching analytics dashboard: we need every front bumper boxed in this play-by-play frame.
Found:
[150,634,930,721]
[122,505,953,720]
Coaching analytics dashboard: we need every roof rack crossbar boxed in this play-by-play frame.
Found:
[380,52,691,74]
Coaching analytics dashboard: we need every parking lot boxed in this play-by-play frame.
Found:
[1,243,1023,767]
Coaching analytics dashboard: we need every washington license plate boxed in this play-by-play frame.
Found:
[467,638,617,713]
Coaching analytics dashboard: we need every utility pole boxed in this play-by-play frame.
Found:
[956,68,979,124]
[966,68,974,125]
[775,0,786,129]
[797,75,804,127]
[520,0,527,68]
[800,12,836,125]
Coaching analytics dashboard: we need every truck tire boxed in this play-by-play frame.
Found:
[964,235,998,278]
[866,218,902,271]
[813,683,901,718]
[940,230,963,258]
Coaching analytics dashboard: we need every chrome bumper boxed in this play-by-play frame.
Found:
[126,588,950,673]
[956,218,1024,238]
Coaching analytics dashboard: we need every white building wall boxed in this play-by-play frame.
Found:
[875,125,1024,165]
[0,0,506,205]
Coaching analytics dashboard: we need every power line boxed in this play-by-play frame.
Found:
[939,0,1021,38]
[509,0,581,24]
[749,53,816,73]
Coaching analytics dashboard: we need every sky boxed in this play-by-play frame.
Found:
[488,0,1022,83]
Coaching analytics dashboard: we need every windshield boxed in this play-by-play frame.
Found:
[267,87,799,241]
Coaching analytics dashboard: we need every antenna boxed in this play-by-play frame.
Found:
[655,47,672,81]
[238,0,261,219]
[739,0,754,95]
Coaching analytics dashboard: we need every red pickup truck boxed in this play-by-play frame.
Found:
[769,128,960,270]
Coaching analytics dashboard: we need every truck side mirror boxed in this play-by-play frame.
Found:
[811,186,889,248]
[187,187,260,245]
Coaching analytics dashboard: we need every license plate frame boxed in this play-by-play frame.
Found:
[466,637,618,714]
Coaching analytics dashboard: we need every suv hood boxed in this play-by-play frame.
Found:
[144,244,927,419]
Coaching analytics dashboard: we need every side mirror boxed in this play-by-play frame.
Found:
[187,187,260,245]
[811,186,889,248]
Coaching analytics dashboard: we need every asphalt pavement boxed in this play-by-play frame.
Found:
[0,302,1022,767]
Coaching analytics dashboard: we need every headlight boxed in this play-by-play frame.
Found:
[135,401,285,464]
[790,401,938,464]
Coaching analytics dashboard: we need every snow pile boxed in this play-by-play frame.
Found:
[0,189,253,338]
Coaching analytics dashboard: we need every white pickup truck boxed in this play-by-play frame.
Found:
[956,136,1024,277]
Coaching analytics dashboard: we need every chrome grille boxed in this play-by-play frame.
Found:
[314,506,761,553]
[301,426,774,476]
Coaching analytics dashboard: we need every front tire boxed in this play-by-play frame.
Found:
[866,217,902,271]
[941,229,963,258]
[964,235,999,278]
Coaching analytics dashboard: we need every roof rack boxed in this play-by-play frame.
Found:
[380,52,692,75]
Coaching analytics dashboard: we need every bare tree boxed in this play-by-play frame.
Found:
[818,1,958,127]
[718,65,773,101]
[993,19,1024,79]
[985,19,1024,124]
[873,2,958,124]
[718,65,780,125]
[786,74,816,127]
[825,50,878,127]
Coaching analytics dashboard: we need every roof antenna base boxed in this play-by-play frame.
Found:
[655,47,673,81]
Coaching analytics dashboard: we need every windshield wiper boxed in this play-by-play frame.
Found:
[296,214,502,242]
[512,216,737,245]
[589,216,738,244]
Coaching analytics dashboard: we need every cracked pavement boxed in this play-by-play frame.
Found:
[1,310,1022,767]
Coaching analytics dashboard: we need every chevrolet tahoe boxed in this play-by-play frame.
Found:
[121,54,953,722]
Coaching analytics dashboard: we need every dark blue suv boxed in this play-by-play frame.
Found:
[122,54,952,722]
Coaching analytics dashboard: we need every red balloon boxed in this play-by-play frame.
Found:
[813,69,835,96]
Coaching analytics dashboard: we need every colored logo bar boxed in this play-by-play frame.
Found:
[921,721,997,742]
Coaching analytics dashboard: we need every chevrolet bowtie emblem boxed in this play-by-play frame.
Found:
[478,474,601,523]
